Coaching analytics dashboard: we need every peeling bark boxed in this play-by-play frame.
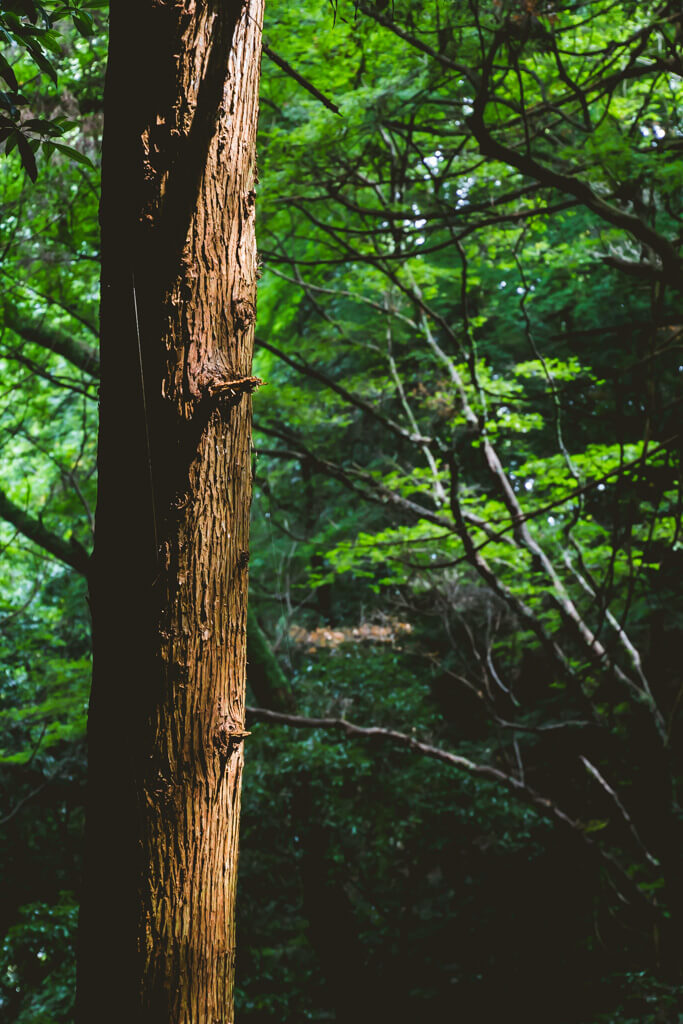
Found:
[76,2,264,1021]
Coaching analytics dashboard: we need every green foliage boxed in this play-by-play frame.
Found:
[0,893,77,1022]
[0,0,682,1020]
[0,1,104,179]
[248,1,683,1017]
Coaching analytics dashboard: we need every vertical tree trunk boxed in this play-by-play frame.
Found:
[77,2,264,1021]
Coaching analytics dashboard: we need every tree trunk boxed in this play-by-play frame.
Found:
[246,607,295,711]
[76,2,264,1021]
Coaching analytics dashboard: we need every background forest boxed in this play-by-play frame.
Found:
[0,1,682,1020]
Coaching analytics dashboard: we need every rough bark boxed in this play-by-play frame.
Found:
[76,2,264,1021]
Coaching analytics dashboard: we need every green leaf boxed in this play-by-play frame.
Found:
[22,116,59,134]
[0,54,18,92]
[26,45,58,84]
[51,141,93,167]
[72,11,94,37]
[38,28,63,55]
[583,819,609,833]
[17,131,37,180]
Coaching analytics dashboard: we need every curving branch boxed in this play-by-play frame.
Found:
[3,306,100,376]
[247,703,661,921]
[467,35,682,286]
[0,487,90,576]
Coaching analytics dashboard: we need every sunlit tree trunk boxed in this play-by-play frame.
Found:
[76,2,264,1020]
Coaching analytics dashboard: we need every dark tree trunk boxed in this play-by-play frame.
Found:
[246,607,295,712]
[76,2,264,1021]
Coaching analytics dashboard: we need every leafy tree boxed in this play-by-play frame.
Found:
[0,1,682,1022]
[247,0,683,1016]
[1,0,265,1020]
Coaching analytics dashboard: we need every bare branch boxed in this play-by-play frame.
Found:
[580,756,659,868]
[247,704,660,918]
[263,43,341,115]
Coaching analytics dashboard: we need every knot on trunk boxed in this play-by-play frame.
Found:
[196,361,263,402]
[231,298,256,332]
[213,721,251,758]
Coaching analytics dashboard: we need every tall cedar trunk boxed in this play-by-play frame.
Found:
[76,2,263,1021]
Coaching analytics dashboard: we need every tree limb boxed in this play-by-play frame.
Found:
[0,487,90,576]
[3,306,100,376]
[247,704,661,919]
[263,43,341,115]
[468,42,682,285]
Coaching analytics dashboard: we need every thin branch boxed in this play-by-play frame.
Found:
[468,38,682,285]
[256,335,432,445]
[356,3,479,85]
[580,756,659,868]
[0,782,47,826]
[263,43,341,115]
[247,704,660,919]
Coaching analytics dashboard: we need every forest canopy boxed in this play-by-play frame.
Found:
[0,1,682,1021]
